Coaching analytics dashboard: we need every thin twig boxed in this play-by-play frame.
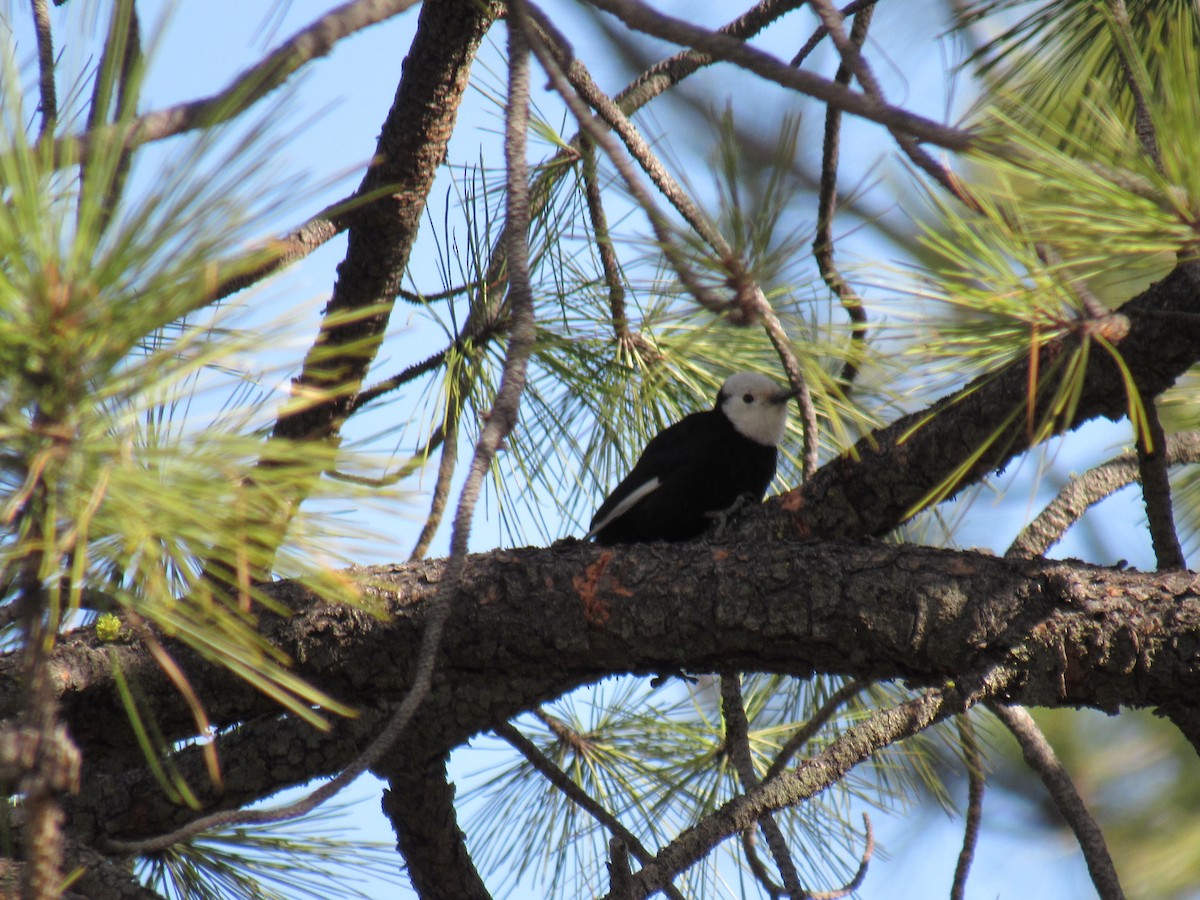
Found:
[408,406,460,561]
[806,0,975,205]
[207,194,354,305]
[581,0,974,151]
[720,674,805,896]
[326,423,445,487]
[790,0,879,67]
[758,303,820,479]
[740,813,875,900]
[1005,431,1200,559]
[81,0,142,238]
[1134,393,1186,569]
[950,715,984,900]
[580,138,630,342]
[521,4,727,314]
[740,828,787,897]
[766,679,867,780]
[813,6,873,389]
[988,704,1126,900]
[1106,0,1161,171]
[495,721,687,900]
[48,0,423,166]
[350,347,449,414]
[30,0,56,138]
[628,666,1012,898]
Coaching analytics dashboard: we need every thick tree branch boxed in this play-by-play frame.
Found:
[268,0,497,448]
[380,751,493,900]
[25,538,1200,785]
[1134,393,1186,569]
[780,264,1200,539]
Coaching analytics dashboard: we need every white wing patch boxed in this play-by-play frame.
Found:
[586,477,661,540]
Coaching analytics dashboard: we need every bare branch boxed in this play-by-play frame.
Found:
[1106,0,1161,171]
[30,0,56,138]
[807,0,974,204]
[52,0,423,165]
[206,194,353,305]
[520,4,728,314]
[580,138,630,343]
[720,675,805,896]
[495,721,687,900]
[988,704,1126,900]
[1135,393,1186,569]
[1006,431,1200,559]
[756,297,821,479]
[381,752,494,900]
[81,0,142,238]
[813,5,873,389]
[950,715,984,900]
[791,0,880,67]
[581,0,975,152]
[766,680,867,780]
[625,669,1010,899]
[409,409,460,561]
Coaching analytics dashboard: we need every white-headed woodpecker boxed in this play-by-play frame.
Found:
[587,372,796,544]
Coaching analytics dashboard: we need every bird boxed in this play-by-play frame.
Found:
[587,372,796,545]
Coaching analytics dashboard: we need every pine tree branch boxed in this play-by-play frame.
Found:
[47,0,424,166]
[1133,393,1186,569]
[950,714,984,900]
[989,704,1126,900]
[30,0,56,138]
[1006,431,1200,560]
[581,0,974,151]
[814,5,873,390]
[626,673,1003,899]
[379,751,493,900]
[720,675,805,896]
[780,264,1200,540]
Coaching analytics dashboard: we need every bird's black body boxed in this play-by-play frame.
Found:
[589,403,778,545]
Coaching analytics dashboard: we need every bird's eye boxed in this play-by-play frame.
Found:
[742,393,754,404]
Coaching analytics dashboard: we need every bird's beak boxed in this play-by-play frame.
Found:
[771,388,801,405]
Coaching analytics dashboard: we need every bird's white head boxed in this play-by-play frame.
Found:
[717,372,795,447]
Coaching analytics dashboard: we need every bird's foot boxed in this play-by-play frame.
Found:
[705,493,756,539]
